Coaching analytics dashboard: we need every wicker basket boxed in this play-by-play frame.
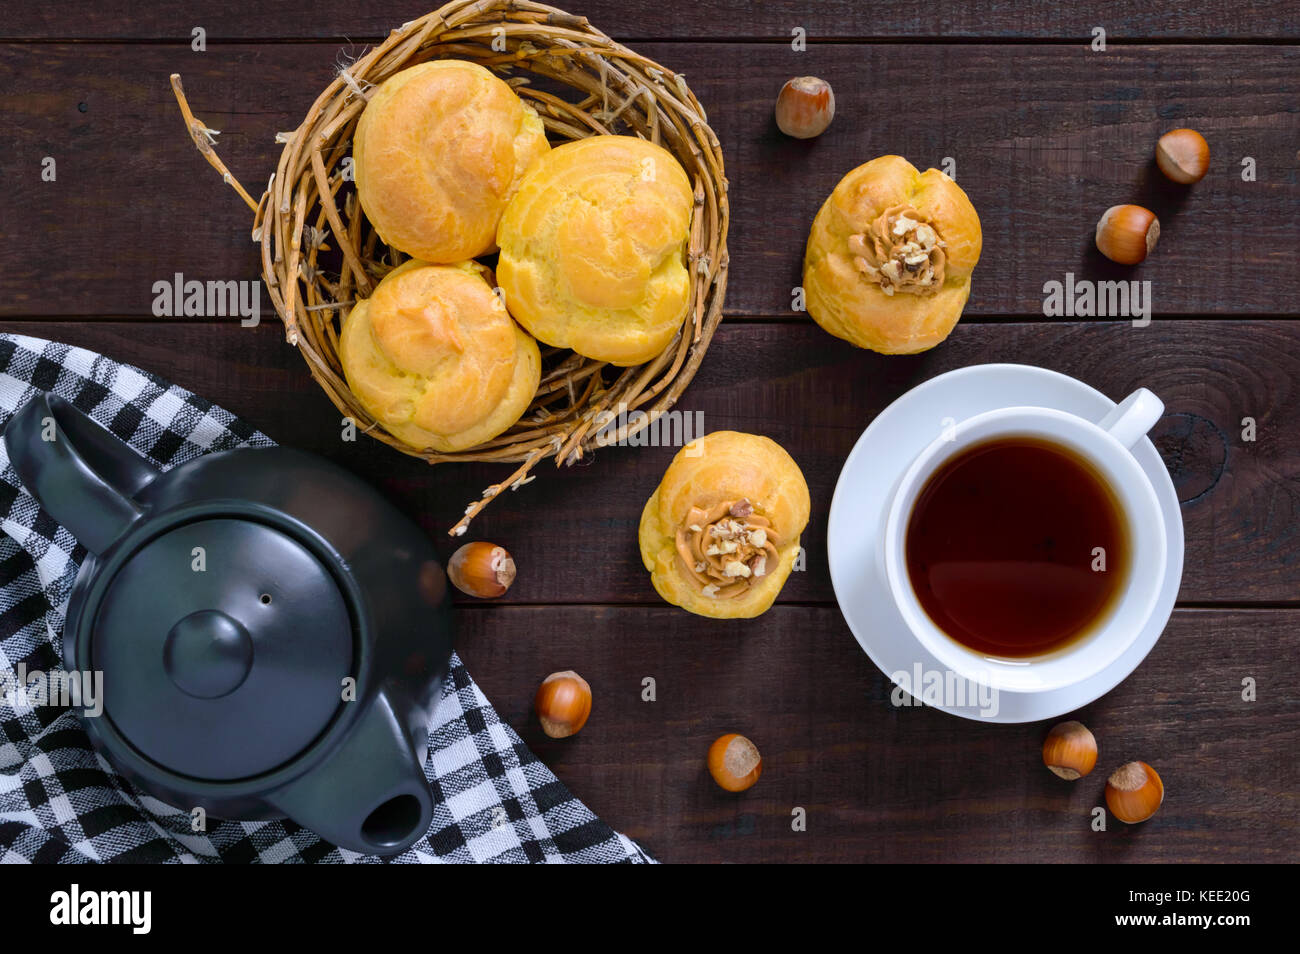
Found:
[172,0,728,534]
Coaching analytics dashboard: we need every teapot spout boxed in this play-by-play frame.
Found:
[267,688,432,856]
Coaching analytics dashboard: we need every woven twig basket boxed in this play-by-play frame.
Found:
[172,0,728,534]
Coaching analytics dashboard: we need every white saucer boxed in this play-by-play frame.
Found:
[827,363,1184,723]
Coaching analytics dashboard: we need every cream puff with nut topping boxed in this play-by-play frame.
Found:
[803,155,982,354]
[639,431,810,619]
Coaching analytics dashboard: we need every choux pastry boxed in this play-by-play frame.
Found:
[353,60,550,263]
[338,260,540,452]
[639,431,811,619]
[496,135,694,367]
[803,156,982,354]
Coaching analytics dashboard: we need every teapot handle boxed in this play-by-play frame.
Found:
[3,393,158,554]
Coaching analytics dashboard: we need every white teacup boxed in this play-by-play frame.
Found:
[882,389,1167,694]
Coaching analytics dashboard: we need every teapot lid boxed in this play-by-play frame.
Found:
[90,517,353,780]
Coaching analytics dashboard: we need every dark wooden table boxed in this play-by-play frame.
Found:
[2,2,1297,863]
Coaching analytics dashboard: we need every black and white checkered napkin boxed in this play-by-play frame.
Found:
[0,333,651,864]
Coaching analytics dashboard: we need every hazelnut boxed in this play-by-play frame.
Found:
[1156,128,1210,184]
[775,76,835,139]
[447,542,515,598]
[534,671,592,739]
[1042,720,1098,780]
[1105,761,1164,824]
[1095,204,1160,265]
[707,733,762,792]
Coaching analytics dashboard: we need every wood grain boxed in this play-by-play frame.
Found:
[457,605,1300,862]
[0,43,1296,318]
[4,1,1298,41]
[3,319,1296,605]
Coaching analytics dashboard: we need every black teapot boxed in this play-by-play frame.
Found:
[4,393,453,855]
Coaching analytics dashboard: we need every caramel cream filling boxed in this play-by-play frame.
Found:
[848,204,947,297]
[674,498,781,599]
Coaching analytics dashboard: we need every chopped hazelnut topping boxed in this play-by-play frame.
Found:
[674,498,782,599]
[848,204,947,297]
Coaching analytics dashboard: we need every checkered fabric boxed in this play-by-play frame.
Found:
[0,334,652,864]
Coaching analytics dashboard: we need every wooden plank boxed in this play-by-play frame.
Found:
[1,43,1296,318]
[2,318,1296,605]
[455,604,1300,862]
[4,1,1297,41]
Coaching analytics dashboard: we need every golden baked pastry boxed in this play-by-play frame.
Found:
[639,431,811,619]
[353,60,550,263]
[338,260,540,452]
[496,135,693,366]
[803,156,982,353]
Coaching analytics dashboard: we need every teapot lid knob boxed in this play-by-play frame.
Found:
[163,610,254,699]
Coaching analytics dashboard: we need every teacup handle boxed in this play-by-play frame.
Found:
[1097,388,1164,449]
